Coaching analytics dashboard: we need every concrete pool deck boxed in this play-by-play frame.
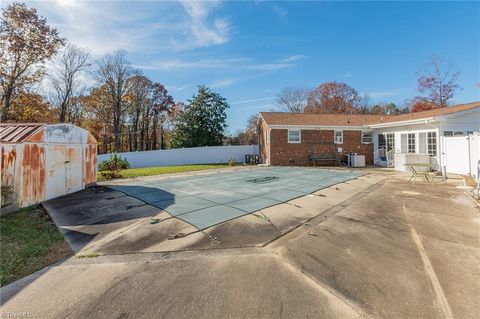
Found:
[41,167,373,254]
[2,168,478,318]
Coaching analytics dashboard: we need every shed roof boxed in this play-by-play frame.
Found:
[260,101,480,127]
[0,123,44,143]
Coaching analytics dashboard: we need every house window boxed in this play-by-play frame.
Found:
[427,132,437,156]
[407,133,416,153]
[288,129,301,143]
[454,131,464,136]
[386,134,395,152]
[467,131,474,135]
[362,132,373,143]
[443,131,453,137]
[334,130,343,144]
[402,133,416,153]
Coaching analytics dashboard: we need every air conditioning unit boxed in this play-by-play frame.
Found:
[351,154,366,167]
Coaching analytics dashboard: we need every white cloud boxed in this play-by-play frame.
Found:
[367,88,410,98]
[210,78,235,88]
[167,84,194,92]
[343,73,353,78]
[180,0,230,48]
[281,55,307,63]
[230,97,276,105]
[133,56,301,72]
[248,63,292,71]
[16,0,231,56]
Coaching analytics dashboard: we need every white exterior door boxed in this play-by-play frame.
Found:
[442,136,473,175]
[65,145,83,193]
[45,144,67,200]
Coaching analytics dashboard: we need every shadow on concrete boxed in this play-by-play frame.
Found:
[42,186,174,250]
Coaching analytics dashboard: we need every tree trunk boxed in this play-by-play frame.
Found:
[1,87,13,122]
[152,114,158,150]
[160,125,164,150]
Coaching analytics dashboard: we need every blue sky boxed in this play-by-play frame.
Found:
[9,1,480,132]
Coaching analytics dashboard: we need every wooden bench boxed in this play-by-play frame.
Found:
[310,153,340,166]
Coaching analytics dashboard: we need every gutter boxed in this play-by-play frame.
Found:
[369,117,436,128]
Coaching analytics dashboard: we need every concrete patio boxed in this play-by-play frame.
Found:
[1,168,478,319]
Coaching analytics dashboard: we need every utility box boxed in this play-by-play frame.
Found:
[351,154,366,167]
[1,123,97,214]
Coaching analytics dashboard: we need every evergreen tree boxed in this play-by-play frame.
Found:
[171,85,229,148]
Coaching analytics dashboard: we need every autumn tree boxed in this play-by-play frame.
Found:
[9,91,55,123]
[151,83,174,149]
[415,57,460,109]
[275,87,310,113]
[49,45,90,122]
[126,74,152,151]
[171,86,229,148]
[408,97,436,113]
[0,2,65,121]
[305,82,361,114]
[232,114,258,145]
[83,84,114,153]
[95,50,133,151]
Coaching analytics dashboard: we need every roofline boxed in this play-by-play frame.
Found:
[268,124,372,130]
[260,102,480,127]
[368,117,437,128]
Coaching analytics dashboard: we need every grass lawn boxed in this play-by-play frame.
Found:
[97,163,229,181]
[0,206,73,286]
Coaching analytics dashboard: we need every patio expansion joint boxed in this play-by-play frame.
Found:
[261,178,387,248]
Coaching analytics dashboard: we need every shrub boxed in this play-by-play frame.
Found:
[99,153,130,179]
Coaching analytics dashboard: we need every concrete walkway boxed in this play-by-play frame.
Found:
[1,171,479,319]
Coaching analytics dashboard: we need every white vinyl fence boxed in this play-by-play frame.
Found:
[98,145,259,169]
[441,133,480,180]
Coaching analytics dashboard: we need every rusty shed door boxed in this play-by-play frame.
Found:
[45,144,83,200]
[65,145,83,193]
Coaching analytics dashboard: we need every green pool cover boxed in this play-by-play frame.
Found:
[107,167,362,230]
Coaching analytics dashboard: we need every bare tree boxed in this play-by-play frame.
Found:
[416,56,460,108]
[96,50,133,151]
[275,87,310,113]
[50,45,90,122]
[0,3,65,121]
[127,74,152,151]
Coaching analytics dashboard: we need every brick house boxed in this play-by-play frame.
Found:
[258,102,480,173]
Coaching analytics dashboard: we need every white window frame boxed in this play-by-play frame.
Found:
[287,129,301,144]
[427,132,437,156]
[407,133,416,153]
[361,132,373,144]
[334,130,343,144]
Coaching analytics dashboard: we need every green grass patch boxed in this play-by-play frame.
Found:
[97,163,229,182]
[0,206,73,286]
[76,252,99,259]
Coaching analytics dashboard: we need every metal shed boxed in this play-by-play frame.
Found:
[1,123,97,213]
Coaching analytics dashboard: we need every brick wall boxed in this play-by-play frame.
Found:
[269,129,374,166]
